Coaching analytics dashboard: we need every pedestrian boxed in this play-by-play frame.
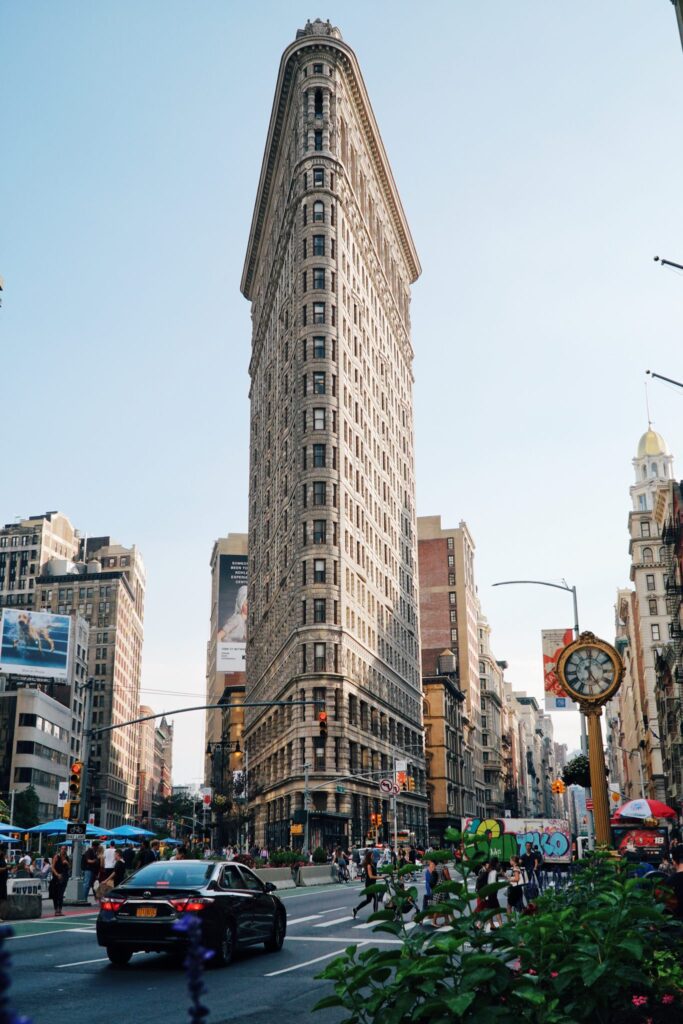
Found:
[398,848,407,871]
[103,840,117,880]
[422,857,438,912]
[533,845,545,890]
[14,853,33,878]
[135,839,156,868]
[671,844,683,920]
[352,852,379,919]
[485,857,504,928]
[521,842,539,900]
[427,856,452,925]
[0,844,9,921]
[122,844,135,871]
[506,856,525,918]
[49,845,69,916]
[151,839,161,860]
[474,857,491,918]
[82,841,99,899]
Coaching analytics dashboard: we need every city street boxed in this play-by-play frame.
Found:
[9,881,412,1024]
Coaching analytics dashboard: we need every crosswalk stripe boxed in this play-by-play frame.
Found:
[352,920,380,929]
[287,915,323,925]
[314,915,354,928]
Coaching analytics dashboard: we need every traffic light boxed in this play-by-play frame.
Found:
[318,710,328,741]
[397,770,407,791]
[370,813,377,826]
[67,761,84,821]
[377,814,383,826]
[407,776,415,792]
[551,778,566,795]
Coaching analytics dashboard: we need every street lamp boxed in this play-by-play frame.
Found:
[206,740,242,849]
[492,577,594,849]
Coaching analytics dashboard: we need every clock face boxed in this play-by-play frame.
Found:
[563,646,616,698]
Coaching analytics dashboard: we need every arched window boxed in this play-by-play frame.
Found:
[651,462,658,477]
[313,201,324,223]
[314,88,323,119]
[643,547,653,563]
[659,547,666,562]
[642,466,647,479]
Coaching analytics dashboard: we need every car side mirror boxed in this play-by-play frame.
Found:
[206,879,218,891]
[264,882,277,892]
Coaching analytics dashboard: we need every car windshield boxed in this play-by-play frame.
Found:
[122,862,215,889]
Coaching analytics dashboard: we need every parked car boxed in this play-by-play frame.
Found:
[96,859,286,967]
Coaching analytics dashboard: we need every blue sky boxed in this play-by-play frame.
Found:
[2,2,683,785]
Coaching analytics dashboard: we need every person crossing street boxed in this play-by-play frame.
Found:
[352,852,379,919]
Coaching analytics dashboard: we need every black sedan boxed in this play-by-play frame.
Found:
[96,860,286,967]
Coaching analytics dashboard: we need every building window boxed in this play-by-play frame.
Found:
[313,443,326,467]
[301,600,307,625]
[314,558,326,583]
[313,267,325,289]
[450,629,457,643]
[313,520,327,544]
[649,598,658,615]
[447,537,454,550]
[314,643,326,671]
[314,130,323,150]
[313,371,326,394]
[450,609,456,623]
[313,302,325,323]
[313,201,324,222]
[640,521,651,538]
[314,598,326,623]
[449,592,456,606]
[313,168,324,187]
[447,554,454,567]
[313,407,326,430]
[448,573,455,585]
[313,234,325,256]
[643,547,653,563]
[651,623,660,641]
[646,574,655,591]
[313,481,326,505]
[313,62,324,74]
[313,335,326,358]
[638,494,648,510]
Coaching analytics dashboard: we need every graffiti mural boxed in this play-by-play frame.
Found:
[462,817,572,864]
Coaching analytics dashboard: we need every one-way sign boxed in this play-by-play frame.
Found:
[66,822,86,836]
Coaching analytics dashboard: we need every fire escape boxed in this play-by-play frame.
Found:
[658,508,683,801]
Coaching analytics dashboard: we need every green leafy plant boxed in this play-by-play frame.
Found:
[312,846,327,864]
[562,754,591,788]
[314,834,683,1024]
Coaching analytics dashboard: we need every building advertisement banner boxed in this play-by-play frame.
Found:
[462,817,572,863]
[216,555,248,672]
[542,628,575,712]
[0,609,71,680]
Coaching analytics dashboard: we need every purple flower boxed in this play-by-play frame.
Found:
[172,914,212,1023]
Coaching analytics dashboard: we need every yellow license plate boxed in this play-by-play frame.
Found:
[136,907,157,918]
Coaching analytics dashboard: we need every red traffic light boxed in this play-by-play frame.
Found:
[319,711,327,722]
[70,762,83,775]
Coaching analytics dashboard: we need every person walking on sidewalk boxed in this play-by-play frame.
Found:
[82,841,99,900]
[352,852,379,919]
[49,845,69,916]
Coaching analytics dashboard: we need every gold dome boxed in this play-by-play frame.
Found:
[637,428,669,458]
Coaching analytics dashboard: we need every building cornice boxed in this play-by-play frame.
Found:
[241,32,421,300]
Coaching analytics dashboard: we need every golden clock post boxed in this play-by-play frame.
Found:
[556,632,624,847]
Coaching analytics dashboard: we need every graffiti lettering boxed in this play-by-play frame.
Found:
[461,817,571,863]
[515,830,569,860]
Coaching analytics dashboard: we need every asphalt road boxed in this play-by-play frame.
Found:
[8,880,416,1024]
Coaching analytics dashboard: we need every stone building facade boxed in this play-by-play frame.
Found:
[241,20,426,849]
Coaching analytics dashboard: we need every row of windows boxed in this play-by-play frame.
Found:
[18,713,68,741]
[301,336,334,360]
[15,740,69,766]
[302,268,335,291]
[301,597,338,625]
[302,407,338,432]
[301,519,338,545]
[302,481,337,507]
[302,371,336,395]
[302,302,336,326]
[639,547,666,563]
[302,235,334,259]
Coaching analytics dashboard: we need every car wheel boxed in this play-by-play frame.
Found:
[264,911,286,952]
[107,946,132,967]
[213,923,235,967]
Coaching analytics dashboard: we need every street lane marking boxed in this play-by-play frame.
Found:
[287,915,323,925]
[265,943,368,977]
[7,926,99,941]
[285,935,402,945]
[352,920,380,929]
[314,915,354,928]
[56,953,143,968]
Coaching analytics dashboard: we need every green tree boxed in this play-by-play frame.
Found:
[13,786,40,828]
[0,798,10,823]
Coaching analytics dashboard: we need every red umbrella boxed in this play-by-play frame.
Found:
[612,798,676,821]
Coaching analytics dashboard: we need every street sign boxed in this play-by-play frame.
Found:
[392,782,401,796]
[199,786,212,808]
[66,822,86,836]
[56,781,68,808]
[379,778,393,794]
[335,785,346,794]
[586,798,594,811]
[395,760,407,772]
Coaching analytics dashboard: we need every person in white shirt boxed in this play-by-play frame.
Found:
[103,841,117,878]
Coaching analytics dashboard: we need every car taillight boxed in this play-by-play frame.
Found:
[170,898,214,913]
[101,898,126,912]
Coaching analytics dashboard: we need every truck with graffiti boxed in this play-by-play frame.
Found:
[462,817,572,864]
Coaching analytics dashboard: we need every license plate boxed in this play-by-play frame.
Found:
[136,907,157,918]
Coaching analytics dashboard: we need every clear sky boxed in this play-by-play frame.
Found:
[2,2,683,786]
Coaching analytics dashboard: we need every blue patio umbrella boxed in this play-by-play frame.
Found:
[107,824,156,838]
[25,819,114,837]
